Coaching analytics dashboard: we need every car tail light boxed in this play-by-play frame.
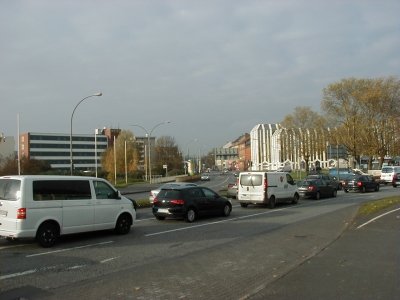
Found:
[17,208,26,219]
[170,199,185,205]
[153,198,160,205]
[264,178,268,190]
[357,181,363,187]
[308,185,316,192]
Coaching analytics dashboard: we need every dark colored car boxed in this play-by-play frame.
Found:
[343,175,380,193]
[153,186,232,222]
[306,174,341,190]
[298,179,337,200]
[392,173,400,187]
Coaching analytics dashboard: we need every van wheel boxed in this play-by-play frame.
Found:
[115,214,131,234]
[268,196,276,209]
[240,203,248,208]
[292,193,299,204]
[36,223,59,248]
[185,208,197,223]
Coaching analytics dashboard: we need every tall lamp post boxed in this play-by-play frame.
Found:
[70,92,102,175]
[131,121,170,183]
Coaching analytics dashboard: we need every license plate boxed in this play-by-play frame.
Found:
[0,210,7,216]
[157,208,169,213]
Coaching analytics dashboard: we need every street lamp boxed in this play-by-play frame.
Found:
[70,92,102,175]
[130,121,171,183]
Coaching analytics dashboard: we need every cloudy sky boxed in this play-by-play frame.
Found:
[1,0,399,154]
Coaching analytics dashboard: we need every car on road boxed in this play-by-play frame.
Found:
[306,174,341,190]
[149,182,198,204]
[343,175,380,193]
[201,173,210,181]
[152,186,232,222]
[298,178,337,200]
[381,166,400,185]
[226,182,238,198]
[392,172,400,187]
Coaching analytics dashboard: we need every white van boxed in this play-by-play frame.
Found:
[380,166,400,185]
[0,175,136,247]
[237,171,299,208]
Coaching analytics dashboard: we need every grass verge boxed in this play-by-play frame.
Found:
[358,196,400,216]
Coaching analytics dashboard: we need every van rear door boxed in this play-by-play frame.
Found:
[239,173,265,201]
[0,178,21,235]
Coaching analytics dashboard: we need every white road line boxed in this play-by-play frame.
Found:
[0,269,37,280]
[357,207,400,229]
[26,241,114,258]
[145,205,294,237]
[100,256,119,263]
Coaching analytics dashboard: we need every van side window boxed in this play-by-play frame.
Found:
[286,174,295,185]
[94,181,118,199]
[33,180,91,201]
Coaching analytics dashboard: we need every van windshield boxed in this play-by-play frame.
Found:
[0,179,21,201]
[240,175,262,186]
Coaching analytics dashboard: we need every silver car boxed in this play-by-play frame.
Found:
[149,182,198,204]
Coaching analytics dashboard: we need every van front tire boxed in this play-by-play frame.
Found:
[36,223,59,248]
[115,214,132,234]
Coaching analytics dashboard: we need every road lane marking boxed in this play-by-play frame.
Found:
[145,206,295,237]
[26,241,114,258]
[0,269,37,280]
[100,257,119,263]
[357,207,400,229]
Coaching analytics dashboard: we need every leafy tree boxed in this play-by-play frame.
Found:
[322,77,400,168]
[101,130,140,181]
[154,136,183,175]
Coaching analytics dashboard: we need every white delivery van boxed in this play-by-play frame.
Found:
[380,166,400,185]
[0,175,136,247]
[237,171,299,208]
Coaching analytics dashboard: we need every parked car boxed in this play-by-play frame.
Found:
[201,173,210,181]
[306,174,341,190]
[149,182,198,204]
[343,175,380,193]
[298,178,337,200]
[226,182,238,198]
[153,186,232,222]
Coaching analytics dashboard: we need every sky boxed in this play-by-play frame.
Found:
[1,0,400,155]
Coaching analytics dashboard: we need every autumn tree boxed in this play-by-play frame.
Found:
[153,136,183,175]
[101,130,140,181]
[322,77,400,168]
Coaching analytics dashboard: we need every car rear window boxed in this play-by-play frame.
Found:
[157,189,182,199]
[381,167,394,173]
[0,179,21,201]
[240,174,262,186]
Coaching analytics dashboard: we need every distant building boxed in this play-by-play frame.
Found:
[19,129,154,173]
[19,131,109,171]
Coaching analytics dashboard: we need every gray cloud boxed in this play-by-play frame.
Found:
[1,0,399,154]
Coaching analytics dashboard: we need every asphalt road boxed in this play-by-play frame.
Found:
[248,204,400,300]
[1,174,399,300]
